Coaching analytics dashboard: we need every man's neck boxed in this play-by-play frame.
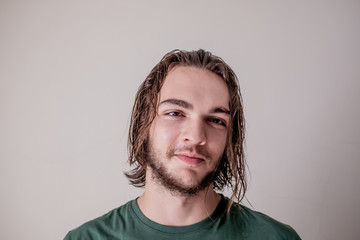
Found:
[137,180,221,226]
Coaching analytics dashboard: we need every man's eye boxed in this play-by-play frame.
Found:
[167,111,182,117]
[209,118,226,126]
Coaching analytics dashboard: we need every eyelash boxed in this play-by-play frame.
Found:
[165,112,226,127]
[209,118,226,126]
[167,111,183,117]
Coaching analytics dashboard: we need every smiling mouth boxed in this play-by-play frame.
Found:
[175,154,205,165]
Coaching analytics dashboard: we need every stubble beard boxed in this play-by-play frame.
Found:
[146,140,219,197]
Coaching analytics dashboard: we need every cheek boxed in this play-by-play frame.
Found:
[208,131,228,156]
[150,118,179,144]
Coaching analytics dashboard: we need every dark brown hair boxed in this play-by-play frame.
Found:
[126,49,246,208]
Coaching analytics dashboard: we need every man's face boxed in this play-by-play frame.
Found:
[147,66,230,196]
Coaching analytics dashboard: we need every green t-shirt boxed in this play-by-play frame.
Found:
[64,195,300,239]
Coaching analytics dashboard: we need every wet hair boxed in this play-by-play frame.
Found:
[125,49,246,209]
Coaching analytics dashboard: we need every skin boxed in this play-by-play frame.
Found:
[137,66,230,226]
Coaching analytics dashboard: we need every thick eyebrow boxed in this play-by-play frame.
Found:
[159,98,230,115]
[159,98,193,109]
[210,107,230,115]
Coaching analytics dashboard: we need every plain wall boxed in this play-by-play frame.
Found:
[1,1,359,239]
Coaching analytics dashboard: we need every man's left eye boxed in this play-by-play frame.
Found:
[209,118,225,126]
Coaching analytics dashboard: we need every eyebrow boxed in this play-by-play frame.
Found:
[159,98,230,115]
[211,106,230,115]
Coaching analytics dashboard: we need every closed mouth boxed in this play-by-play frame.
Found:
[174,154,205,165]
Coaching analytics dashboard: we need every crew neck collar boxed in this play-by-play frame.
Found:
[130,194,228,234]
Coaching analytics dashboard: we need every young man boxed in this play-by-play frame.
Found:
[64,49,301,239]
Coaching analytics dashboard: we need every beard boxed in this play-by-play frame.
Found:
[145,139,219,197]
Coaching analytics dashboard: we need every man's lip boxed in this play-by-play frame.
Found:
[174,153,205,165]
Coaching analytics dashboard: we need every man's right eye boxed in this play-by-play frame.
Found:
[167,111,182,117]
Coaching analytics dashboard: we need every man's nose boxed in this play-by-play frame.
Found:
[181,118,207,145]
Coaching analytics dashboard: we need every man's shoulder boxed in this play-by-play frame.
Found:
[225,200,301,239]
[64,199,134,240]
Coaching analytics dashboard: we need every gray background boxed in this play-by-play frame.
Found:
[1,1,359,239]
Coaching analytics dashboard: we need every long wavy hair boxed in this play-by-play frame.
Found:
[125,49,247,209]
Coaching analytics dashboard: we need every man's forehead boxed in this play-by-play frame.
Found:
[157,66,230,110]
[160,66,227,89]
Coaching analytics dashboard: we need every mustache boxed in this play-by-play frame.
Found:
[166,146,210,160]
